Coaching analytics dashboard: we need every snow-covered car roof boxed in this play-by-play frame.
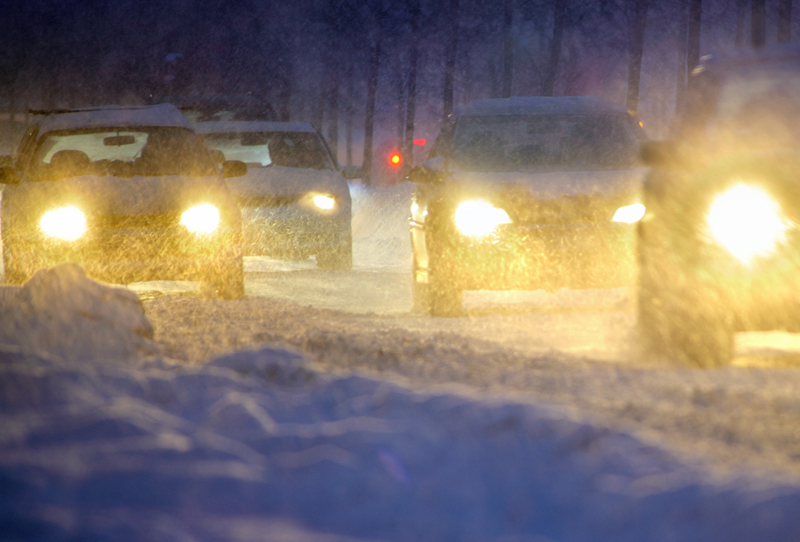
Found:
[454,96,627,118]
[193,121,317,135]
[34,104,192,133]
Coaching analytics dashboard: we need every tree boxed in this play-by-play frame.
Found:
[778,0,792,43]
[542,0,566,96]
[403,0,421,176]
[626,0,649,113]
[502,0,514,98]
[687,0,702,81]
[362,27,381,186]
[752,0,766,48]
[442,0,460,122]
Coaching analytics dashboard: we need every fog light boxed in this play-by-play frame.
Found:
[707,183,790,264]
[181,204,220,234]
[455,200,511,237]
[40,206,86,241]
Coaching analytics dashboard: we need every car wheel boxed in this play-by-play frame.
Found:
[426,239,463,317]
[3,244,31,285]
[317,233,353,271]
[202,257,245,300]
[638,227,734,367]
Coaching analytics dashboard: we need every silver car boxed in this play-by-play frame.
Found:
[195,121,353,270]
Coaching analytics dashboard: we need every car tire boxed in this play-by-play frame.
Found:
[2,244,31,285]
[425,239,463,317]
[637,225,734,367]
[202,257,245,300]
[317,233,353,271]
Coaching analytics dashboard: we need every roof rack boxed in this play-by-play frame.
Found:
[28,105,149,116]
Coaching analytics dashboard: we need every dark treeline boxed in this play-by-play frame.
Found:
[0,0,796,182]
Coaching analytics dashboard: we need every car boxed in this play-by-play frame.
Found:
[194,121,355,270]
[638,45,800,367]
[0,104,248,298]
[408,96,647,316]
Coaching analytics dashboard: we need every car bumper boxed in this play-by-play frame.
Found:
[6,226,241,283]
[240,206,351,257]
[445,222,637,292]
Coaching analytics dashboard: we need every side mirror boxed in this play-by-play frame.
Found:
[640,141,679,167]
[0,167,21,185]
[222,160,247,178]
[341,165,363,180]
[408,157,446,184]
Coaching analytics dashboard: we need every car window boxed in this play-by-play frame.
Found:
[27,127,217,180]
[201,132,334,170]
[451,114,638,172]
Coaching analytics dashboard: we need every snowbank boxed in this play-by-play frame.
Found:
[3,344,800,541]
[0,263,157,362]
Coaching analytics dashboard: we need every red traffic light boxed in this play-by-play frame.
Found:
[389,152,402,166]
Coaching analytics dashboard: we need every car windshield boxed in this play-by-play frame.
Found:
[201,132,334,170]
[451,114,638,172]
[28,126,217,180]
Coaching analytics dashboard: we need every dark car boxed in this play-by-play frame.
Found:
[195,121,354,269]
[638,45,800,367]
[160,94,277,123]
[0,104,247,298]
[408,96,646,316]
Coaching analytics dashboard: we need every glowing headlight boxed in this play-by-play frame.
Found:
[612,203,646,223]
[40,206,86,241]
[707,183,791,264]
[312,194,336,211]
[455,200,511,237]
[181,204,220,234]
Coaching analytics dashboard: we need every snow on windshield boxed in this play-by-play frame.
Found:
[29,127,217,179]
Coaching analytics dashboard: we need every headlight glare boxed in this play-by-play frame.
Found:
[455,200,511,237]
[181,204,220,234]
[707,183,791,264]
[312,194,336,211]
[40,206,86,241]
[612,203,646,223]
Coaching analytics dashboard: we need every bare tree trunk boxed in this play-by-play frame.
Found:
[687,0,702,84]
[778,0,792,43]
[326,45,340,164]
[396,68,405,150]
[735,0,747,46]
[501,0,513,98]
[362,35,381,186]
[541,0,565,96]
[403,0,421,175]
[752,0,766,48]
[278,68,292,121]
[626,0,649,114]
[344,59,354,166]
[676,0,688,116]
[442,0,459,123]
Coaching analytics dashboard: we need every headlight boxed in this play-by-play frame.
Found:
[312,194,336,211]
[40,206,86,241]
[612,203,646,223]
[455,200,511,237]
[707,183,791,264]
[181,204,220,234]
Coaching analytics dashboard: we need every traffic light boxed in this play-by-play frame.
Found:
[389,152,402,167]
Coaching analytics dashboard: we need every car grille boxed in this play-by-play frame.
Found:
[498,191,627,225]
[90,213,181,228]
[235,194,302,208]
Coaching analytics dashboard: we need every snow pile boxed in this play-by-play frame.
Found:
[0,263,157,362]
[3,345,800,541]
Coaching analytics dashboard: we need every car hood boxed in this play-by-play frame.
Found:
[448,167,646,200]
[4,175,237,221]
[445,167,646,225]
[225,166,351,205]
